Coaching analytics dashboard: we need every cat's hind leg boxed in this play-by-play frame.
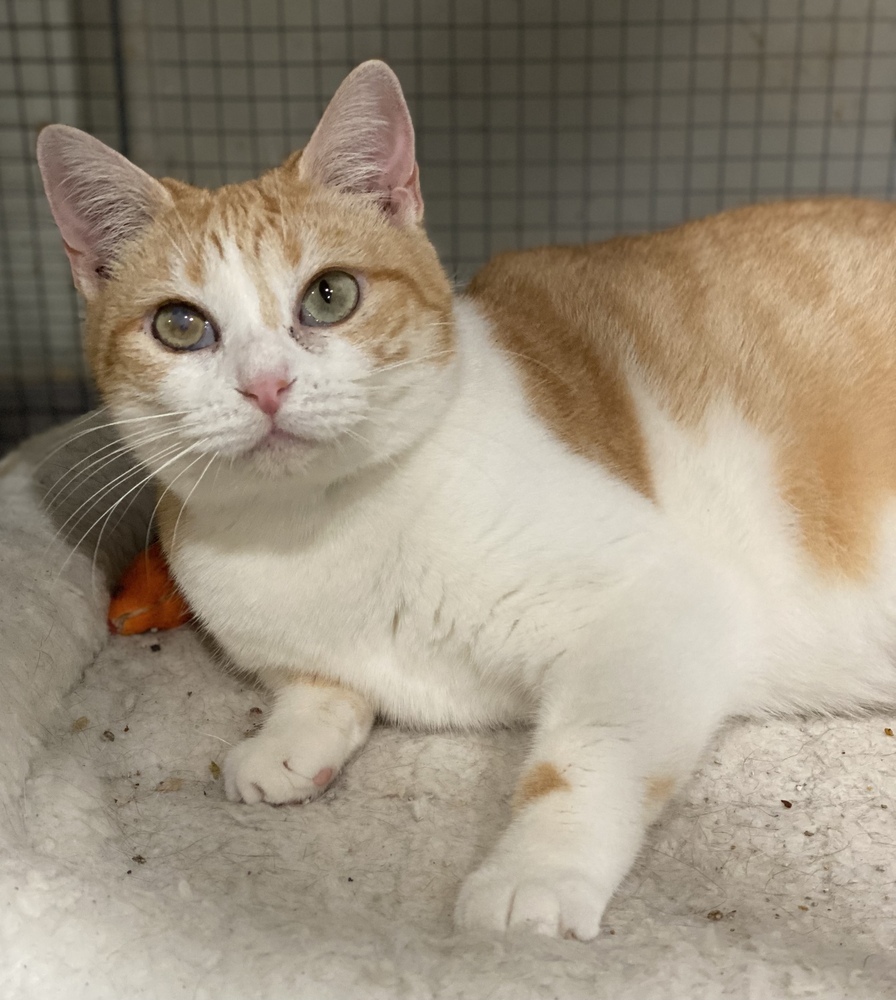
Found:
[455,562,748,939]
[224,676,374,805]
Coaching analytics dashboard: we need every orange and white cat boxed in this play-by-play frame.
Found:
[38,61,896,941]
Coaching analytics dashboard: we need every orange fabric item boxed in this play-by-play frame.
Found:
[108,541,192,635]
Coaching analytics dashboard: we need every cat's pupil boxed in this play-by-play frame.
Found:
[319,279,333,304]
[172,306,194,331]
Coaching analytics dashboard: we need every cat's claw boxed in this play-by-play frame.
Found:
[455,862,607,941]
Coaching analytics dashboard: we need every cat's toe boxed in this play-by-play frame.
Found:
[455,864,606,941]
[454,867,516,933]
[507,875,604,940]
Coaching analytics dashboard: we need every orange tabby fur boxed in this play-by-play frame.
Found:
[470,198,896,578]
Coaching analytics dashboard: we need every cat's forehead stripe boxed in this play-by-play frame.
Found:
[156,183,300,330]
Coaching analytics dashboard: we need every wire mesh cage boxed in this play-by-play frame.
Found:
[2,0,895,454]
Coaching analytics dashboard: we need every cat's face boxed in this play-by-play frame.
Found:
[88,169,454,487]
[38,61,455,493]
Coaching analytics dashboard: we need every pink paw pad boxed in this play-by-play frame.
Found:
[312,767,334,788]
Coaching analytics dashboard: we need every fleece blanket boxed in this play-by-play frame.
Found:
[1,417,895,1000]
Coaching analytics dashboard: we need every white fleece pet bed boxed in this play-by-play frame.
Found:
[1,421,895,1000]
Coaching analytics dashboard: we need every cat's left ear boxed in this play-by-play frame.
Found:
[299,60,423,227]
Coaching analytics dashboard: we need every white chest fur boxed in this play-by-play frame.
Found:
[168,302,668,728]
[167,300,896,732]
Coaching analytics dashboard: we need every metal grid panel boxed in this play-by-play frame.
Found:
[2,0,896,453]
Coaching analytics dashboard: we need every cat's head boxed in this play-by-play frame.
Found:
[37,61,455,494]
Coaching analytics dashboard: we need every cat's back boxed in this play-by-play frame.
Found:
[468,198,896,417]
[467,198,896,580]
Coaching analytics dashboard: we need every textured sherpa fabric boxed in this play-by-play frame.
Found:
[1,419,895,1000]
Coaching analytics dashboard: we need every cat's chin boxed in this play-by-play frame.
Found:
[234,427,320,476]
[233,422,377,482]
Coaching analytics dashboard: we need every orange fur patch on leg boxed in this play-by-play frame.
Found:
[253,670,375,731]
[512,762,572,812]
[302,674,374,724]
[645,775,676,807]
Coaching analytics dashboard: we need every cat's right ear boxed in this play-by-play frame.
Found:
[36,125,170,299]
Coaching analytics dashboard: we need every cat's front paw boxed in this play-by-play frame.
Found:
[224,700,370,805]
[223,682,374,806]
[224,728,345,805]
[455,860,607,941]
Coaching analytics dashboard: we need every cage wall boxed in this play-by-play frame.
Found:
[2,0,896,453]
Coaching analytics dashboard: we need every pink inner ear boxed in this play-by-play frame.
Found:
[36,124,169,297]
[373,135,422,225]
[300,61,424,226]
[384,162,423,223]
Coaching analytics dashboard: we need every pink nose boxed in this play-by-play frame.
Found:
[238,374,293,416]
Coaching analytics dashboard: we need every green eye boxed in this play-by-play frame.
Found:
[152,303,217,351]
[300,271,360,327]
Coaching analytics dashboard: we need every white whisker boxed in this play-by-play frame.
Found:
[54,439,212,584]
[169,453,218,557]
[199,733,234,747]
[375,350,454,375]
[33,410,193,471]
[45,433,141,505]
[497,348,580,393]
[143,442,212,554]
[342,425,401,472]
[147,445,215,552]
[48,440,185,550]
[351,349,455,383]
[46,426,184,511]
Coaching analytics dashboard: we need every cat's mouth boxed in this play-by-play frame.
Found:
[248,426,318,455]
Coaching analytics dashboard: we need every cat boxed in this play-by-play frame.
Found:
[36,59,896,942]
